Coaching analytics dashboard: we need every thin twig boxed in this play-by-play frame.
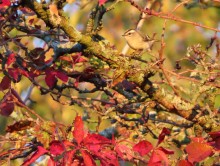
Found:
[12,95,45,122]
[157,1,191,96]
[126,0,220,33]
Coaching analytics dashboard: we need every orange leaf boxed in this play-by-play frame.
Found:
[73,116,85,145]
[148,149,169,166]
[185,141,213,163]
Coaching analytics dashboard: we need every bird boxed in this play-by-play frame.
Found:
[122,29,158,52]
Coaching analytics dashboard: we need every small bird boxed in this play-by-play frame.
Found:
[122,29,157,51]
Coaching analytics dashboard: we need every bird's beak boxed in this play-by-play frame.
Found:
[122,34,126,37]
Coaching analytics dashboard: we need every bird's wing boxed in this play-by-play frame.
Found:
[138,31,153,41]
[144,35,152,41]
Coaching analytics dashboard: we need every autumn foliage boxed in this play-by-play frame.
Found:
[21,116,174,166]
[0,0,220,165]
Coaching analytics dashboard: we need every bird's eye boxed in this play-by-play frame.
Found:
[128,33,131,35]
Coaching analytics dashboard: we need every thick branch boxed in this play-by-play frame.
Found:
[20,0,210,120]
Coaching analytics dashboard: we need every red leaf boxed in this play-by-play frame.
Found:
[56,71,68,82]
[178,160,193,166]
[99,150,119,166]
[148,149,169,166]
[209,131,220,140]
[63,140,75,148]
[0,100,14,116]
[84,133,111,144]
[0,76,11,90]
[76,56,87,63]
[185,141,213,163]
[47,157,56,166]
[0,0,11,7]
[83,133,111,152]
[0,92,14,116]
[133,140,153,156]
[49,140,65,156]
[157,128,170,146]
[98,0,107,6]
[22,146,48,166]
[209,137,220,150]
[81,150,96,166]
[45,72,57,88]
[6,53,16,66]
[73,116,84,145]
[0,89,24,116]
[63,150,76,165]
[115,144,133,161]
[28,69,40,79]
[45,69,68,88]
[8,68,21,82]
[215,138,220,150]
[18,68,29,77]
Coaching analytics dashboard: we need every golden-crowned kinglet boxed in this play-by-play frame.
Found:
[122,29,157,51]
